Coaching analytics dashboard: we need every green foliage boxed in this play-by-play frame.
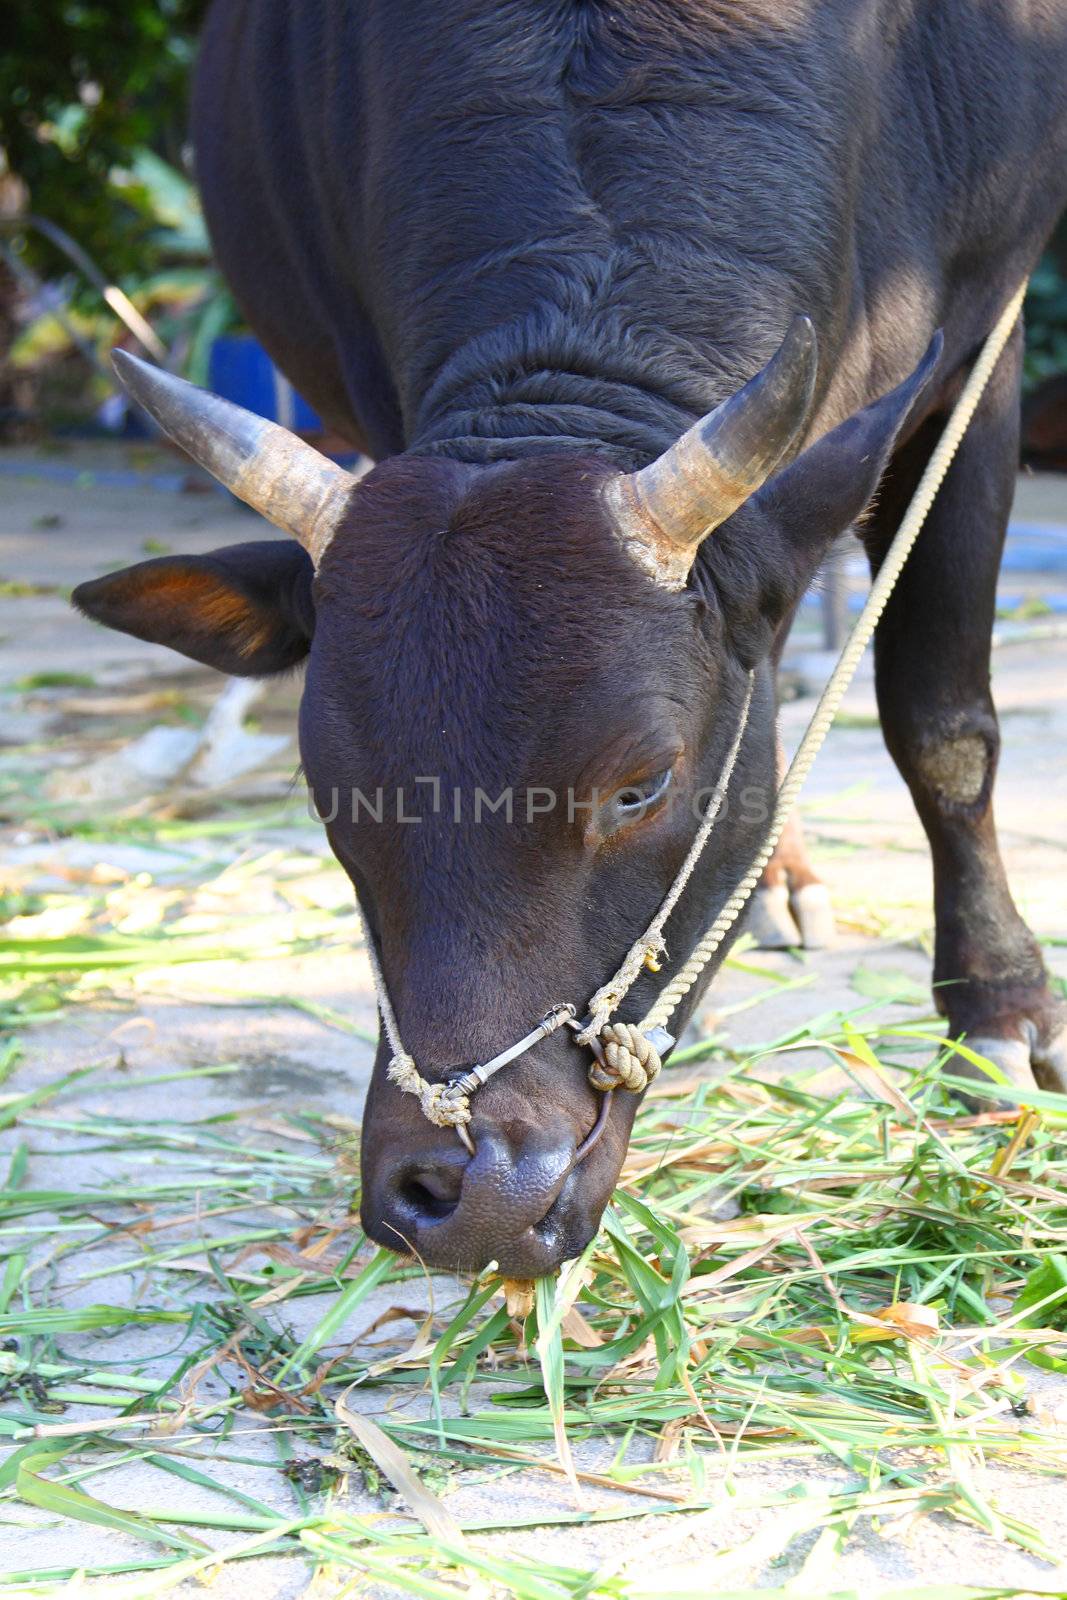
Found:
[0,764,1064,1590]
[8,146,236,385]
[1024,251,1067,389]
[0,0,210,279]
[1013,1255,1067,1331]
[1023,216,1067,389]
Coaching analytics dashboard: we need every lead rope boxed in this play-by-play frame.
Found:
[362,282,1026,1131]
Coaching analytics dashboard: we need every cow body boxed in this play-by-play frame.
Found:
[77,1,1067,1274]
[193,1,1066,463]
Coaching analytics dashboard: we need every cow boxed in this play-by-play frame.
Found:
[73,0,1067,1278]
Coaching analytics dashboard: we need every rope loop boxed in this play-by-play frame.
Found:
[588,1022,662,1094]
[387,1055,472,1128]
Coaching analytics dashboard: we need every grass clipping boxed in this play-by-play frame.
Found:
[2,1021,1067,1594]
[2,818,1067,1594]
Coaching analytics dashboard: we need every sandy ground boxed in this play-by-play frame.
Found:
[0,442,1065,1594]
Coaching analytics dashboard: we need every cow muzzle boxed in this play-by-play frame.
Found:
[360,1089,628,1276]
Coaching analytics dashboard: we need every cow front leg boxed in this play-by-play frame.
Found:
[864,323,1065,1094]
[749,738,836,950]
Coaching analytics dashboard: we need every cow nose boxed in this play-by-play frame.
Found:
[366,1120,577,1272]
[396,1154,465,1224]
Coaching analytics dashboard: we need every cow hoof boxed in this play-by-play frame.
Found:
[955,1034,1040,1101]
[790,882,835,949]
[1035,1018,1067,1087]
[949,1011,1067,1105]
[748,884,801,949]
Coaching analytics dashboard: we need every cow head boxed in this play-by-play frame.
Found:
[75,324,940,1276]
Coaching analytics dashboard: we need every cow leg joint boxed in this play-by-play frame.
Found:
[914,726,993,812]
[750,736,835,951]
[890,712,1062,1097]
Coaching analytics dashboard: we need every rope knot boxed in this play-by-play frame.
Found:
[589,1022,662,1094]
[387,1056,471,1127]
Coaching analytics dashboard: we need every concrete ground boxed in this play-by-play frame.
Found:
[0,441,1065,1594]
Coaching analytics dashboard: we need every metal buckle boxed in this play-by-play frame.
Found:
[456,1002,576,1096]
[445,1003,578,1155]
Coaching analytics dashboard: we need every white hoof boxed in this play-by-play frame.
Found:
[791,882,836,950]
[1032,1019,1067,1091]
[953,1034,1039,1100]
[748,884,801,949]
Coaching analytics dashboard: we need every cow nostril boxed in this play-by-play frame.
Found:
[399,1167,461,1222]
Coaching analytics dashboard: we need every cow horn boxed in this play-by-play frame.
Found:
[111,350,354,566]
[608,315,818,587]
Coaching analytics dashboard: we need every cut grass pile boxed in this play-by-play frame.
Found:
[1,809,1066,1598]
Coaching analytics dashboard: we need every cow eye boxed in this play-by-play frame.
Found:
[607,767,672,825]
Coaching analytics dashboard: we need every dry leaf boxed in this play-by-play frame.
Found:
[501,1277,536,1319]
[249,1272,311,1307]
[561,1306,603,1348]
[735,1325,835,1351]
[335,1388,467,1546]
[867,1301,940,1340]
[240,1385,301,1413]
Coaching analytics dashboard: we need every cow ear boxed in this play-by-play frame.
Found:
[73,541,315,677]
[756,331,944,565]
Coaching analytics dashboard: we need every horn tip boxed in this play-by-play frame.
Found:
[110,346,157,398]
[786,313,818,364]
[110,346,139,375]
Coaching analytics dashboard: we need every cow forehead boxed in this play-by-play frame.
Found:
[302,453,709,790]
[313,454,696,689]
[319,451,675,598]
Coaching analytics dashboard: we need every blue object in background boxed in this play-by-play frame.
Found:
[1000,523,1067,575]
[208,335,322,431]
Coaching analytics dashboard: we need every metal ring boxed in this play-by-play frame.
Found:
[448,1003,580,1157]
[455,1121,475,1156]
[452,1008,611,1162]
[574,1088,612,1164]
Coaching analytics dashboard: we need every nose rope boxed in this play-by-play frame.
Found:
[638,280,1027,1037]
[358,282,1026,1141]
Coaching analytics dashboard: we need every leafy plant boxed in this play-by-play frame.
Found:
[0,1,209,281]
[9,150,236,386]
[1023,247,1067,389]
[0,788,1065,1593]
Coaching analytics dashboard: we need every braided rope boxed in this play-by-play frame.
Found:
[357,907,476,1127]
[641,283,1027,1034]
[589,1022,664,1092]
[386,1055,473,1127]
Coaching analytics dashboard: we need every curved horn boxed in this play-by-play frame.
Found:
[608,315,818,587]
[111,350,354,566]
